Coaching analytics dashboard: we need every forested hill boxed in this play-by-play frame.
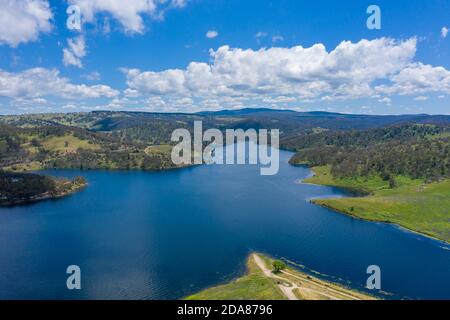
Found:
[1,109,450,175]
[289,124,450,181]
[0,171,86,206]
[1,110,450,146]
[0,123,179,172]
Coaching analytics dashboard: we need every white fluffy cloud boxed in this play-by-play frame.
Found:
[378,97,391,105]
[206,30,218,39]
[0,68,119,99]
[61,1,189,68]
[120,37,450,111]
[68,0,188,33]
[125,37,445,110]
[376,63,450,96]
[441,27,449,38]
[0,0,53,47]
[63,36,87,68]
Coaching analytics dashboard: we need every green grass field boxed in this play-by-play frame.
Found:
[144,144,173,155]
[40,134,100,153]
[305,166,450,243]
[185,255,286,300]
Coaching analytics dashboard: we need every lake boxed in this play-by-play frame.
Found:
[0,147,449,299]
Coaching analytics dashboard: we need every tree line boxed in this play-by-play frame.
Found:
[289,124,450,181]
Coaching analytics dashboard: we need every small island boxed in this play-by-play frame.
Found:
[186,253,376,300]
[0,171,87,206]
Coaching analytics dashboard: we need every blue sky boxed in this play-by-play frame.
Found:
[0,0,449,115]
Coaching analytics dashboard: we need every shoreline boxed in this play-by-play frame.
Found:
[186,253,377,300]
[0,180,87,207]
[311,200,449,246]
[299,166,450,245]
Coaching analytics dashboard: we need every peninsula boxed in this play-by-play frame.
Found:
[186,253,376,300]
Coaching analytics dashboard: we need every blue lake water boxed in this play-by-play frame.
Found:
[0,148,449,300]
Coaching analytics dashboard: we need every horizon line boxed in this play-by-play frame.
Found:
[1,107,450,118]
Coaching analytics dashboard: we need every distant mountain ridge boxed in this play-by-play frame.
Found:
[1,109,450,137]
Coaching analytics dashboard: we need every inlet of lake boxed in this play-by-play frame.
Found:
[0,147,449,300]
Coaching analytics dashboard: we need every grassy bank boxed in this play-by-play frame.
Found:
[186,254,286,300]
[186,253,375,300]
[305,166,450,243]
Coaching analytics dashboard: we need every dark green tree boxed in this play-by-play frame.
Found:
[272,260,287,273]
